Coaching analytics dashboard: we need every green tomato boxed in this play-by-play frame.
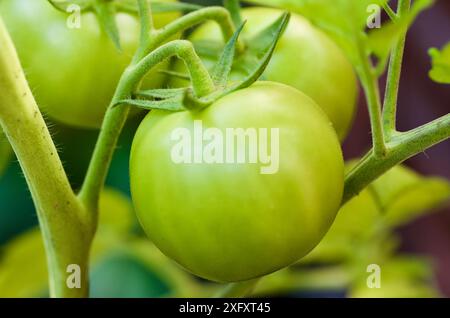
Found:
[171,7,358,141]
[0,0,178,129]
[130,81,344,282]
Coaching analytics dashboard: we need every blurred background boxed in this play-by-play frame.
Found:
[0,0,448,297]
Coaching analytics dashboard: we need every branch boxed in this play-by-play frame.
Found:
[214,279,260,298]
[357,42,387,157]
[0,17,93,297]
[151,6,244,52]
[343,114,450,203]
[382,0,411,135]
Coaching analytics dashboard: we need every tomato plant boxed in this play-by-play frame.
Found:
[0,0,449,299]
[130,81,344,282]
[0,0,179,129]
[171,7,358,140]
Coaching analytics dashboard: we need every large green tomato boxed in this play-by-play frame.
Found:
[172,7,358,141]
[0,0,178,129]
[130,82,344,282]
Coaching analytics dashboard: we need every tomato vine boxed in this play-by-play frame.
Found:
[0,0,448,298]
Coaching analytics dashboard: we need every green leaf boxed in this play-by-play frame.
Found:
[93,1,121,51]
[349,256,439,298]
[369,165,450,226]
[135,88,187,99]
[115,97,186,111]
[224,0,244,27]
[115,0,203,14]
[429,43,450,84]
[0,189,136,297]
[226,12,290,93]
[212,21,246,87]
[369,0,434,68]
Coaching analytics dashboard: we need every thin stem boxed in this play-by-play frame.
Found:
[357,42,387,156]
[78,69,135,211]
[382,0,410,136]
[214,279,260,298]
[382,3,398,21]
[343,113,450,203]
[131,40,215,97]
[151,6,243,52]
[0,18,93,297]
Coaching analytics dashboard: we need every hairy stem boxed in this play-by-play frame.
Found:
[151,6,243,52]
[131,40,215,97]
[357,41,386,157]
[0,18,93,297]
[78,70,135,212]
[343,114,450,203]
[382,0,410,135]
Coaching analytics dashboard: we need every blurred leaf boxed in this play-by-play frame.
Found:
[115,0,203,14]
[98,188,135,234]
[369,165,450,226]
[369,0,434,69]
[93,1,122,51]
[349,256,439,298]
[90,252,171,298]
[0,189,135,297]
[245,0,433,75]
[429,42,450,84]
[301,190,381,264]
[0,229,48,297]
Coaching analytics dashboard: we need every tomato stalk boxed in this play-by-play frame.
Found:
[382,0,410,136]
[355,37,387,158]
[0,17,94,297]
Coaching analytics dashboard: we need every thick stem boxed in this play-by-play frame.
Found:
[0,18,93,297]
[343,114,450,203]
[382,0,410,136]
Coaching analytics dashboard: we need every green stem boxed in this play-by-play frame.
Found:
[0,18,93,297]
[357,40,387,157]
[343,114,450,203]
[214,279,260,298]
[131,40,215,97]
[382,0,410,136]
[151,6,243,52]
[78,70,135,212]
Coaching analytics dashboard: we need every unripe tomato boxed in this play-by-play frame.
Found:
[0,0,178,129]
[171,7,358,141]
[130,82,344,282]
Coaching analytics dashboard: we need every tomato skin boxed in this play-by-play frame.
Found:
[0,0,178,129]
[172,7,358,141]
[130,81,344,282]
